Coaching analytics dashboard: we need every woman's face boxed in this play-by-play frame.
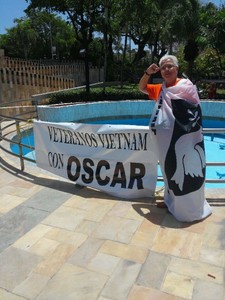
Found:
[160,59,178,86]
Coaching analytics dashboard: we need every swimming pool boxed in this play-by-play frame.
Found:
[11,116,225,188]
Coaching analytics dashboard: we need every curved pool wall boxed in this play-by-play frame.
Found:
[37,100,153,122]
[37,100,225,123]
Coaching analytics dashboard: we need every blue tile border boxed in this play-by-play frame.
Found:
[37,100,225,123]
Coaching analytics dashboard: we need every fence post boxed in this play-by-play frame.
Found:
[31,96,39,120]
[16,120,25,171]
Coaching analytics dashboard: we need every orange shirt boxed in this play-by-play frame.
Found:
[146,84,162,100]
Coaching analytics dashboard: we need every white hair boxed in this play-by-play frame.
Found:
[159,55,179,67]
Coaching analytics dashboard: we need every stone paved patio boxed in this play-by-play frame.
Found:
[0,139,225,300]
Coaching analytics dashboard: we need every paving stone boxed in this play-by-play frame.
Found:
[169,257,224,285]
[92,215,141,243]
[128,285,187,300]
[181,218,208,234]
[64,195,115,213]
[42,205,85,231]
[192,279,225,300]
[26,237,60,257]
[75,219,99,235]
[13,224,52,251]
[87,252,120,275]
[101,259,142,300]
[162,271,194,299]
[0,205,49,233]
[138,215,163,233]
[0,172,17,188]
[0,194,27,214]
[33,243,76,277]
[137,251,171,289]
[203,222,225,249]
[200,247,225,267]
[13,272,50,299]
[0,247,42,291]
[0,206,49,252]
[211,212,223,224]
[6,179,43,198]
[131,230,155,249]
[152,227,202,259]
[107,201,134,218]
[23,187,72,211]
[35,263,108,300]
[0,288,27,300]
[8,178,37,189]
[84,204,117,222]
[100,240,148,264]
[63,195,94,209]
[68,237,104,267]
[130,219,160,249]
[161,213,184,228]
[0,230,22,253]
[45,227,87,246]
[0,183,39,198]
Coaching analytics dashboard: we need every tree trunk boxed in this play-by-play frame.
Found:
[120,29,128,87]
[84,49,90,93]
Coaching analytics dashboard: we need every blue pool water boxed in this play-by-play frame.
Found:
[86,116,225,128]
[11,117,225,188]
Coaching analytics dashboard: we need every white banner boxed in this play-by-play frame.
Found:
[33,120,158,199]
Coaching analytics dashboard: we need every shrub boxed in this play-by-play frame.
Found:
[49,86,148,104]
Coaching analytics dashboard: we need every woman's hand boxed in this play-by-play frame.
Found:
[146,64,160,75]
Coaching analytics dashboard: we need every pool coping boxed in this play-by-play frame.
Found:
[37,100,225,123]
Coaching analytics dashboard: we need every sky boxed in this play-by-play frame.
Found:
[0,0,224,35]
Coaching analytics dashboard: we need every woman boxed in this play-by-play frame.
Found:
[138,55,212,222]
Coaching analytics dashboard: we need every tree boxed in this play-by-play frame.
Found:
[124,0,155,64]
[26,0,103,92]
[170,0,201,79]
[126,0,201,64]
[2,0,224,84]
[196,48,222,79]
[0,18,38,59]
[0,12,77,60]
[26,10,77,59]
[198,3,225,73]
[184,42,199,58]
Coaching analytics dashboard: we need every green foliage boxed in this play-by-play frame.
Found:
[198,4,225,68]
[199,3,225,52]
[195,48,223,78]
[48,86,147,104]
[0,19,38,58]
[1,0,225,82]
[0,11,77,59]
